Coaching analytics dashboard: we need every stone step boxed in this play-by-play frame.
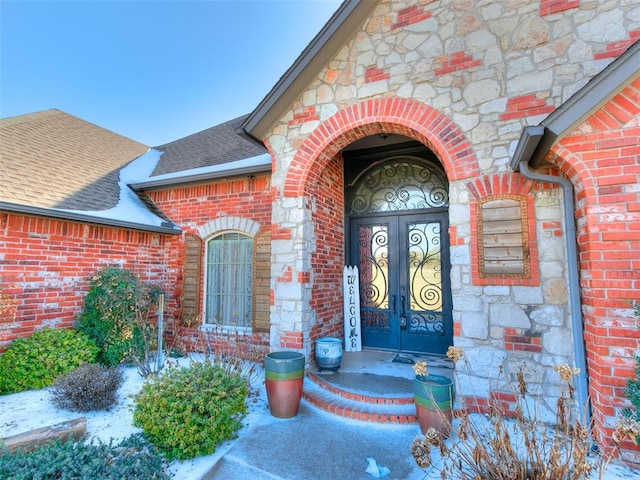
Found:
[302,372,418,425]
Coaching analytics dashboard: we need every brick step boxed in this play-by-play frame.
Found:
[302,372,418,424]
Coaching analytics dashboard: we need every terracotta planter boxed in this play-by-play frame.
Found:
[413,374,454,437]
[265,351,305,418]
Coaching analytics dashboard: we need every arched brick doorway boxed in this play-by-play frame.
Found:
[282,97,479,355]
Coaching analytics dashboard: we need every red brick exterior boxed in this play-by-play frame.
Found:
[364,67,390,83]
[147,175,272,356]
[308,153,345,353]
[499,95,555,121]
[594,30,640,60]
[547,78,640,462]
[539,0,579,16]
[391,5,432,30]
[284,97,479,199]
[0,175,273,358]
[0,213,169,351]
[434,51,481,76]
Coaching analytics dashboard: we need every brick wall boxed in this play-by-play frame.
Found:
[147,174,272,357]
[550,78,640,462]
[0,213,170,351]
[309,153,345,355]
[0,174,273,359]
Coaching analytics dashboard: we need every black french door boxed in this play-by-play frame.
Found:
[350,212,452,354]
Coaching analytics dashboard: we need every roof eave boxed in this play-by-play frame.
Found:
[512,39,640,171]
[241,0,377,140]
[0,201,182,235]
[130,163,272,191]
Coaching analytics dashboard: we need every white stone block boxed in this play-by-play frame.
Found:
[543,327,573,357]
[512,286,544,305]
[276,282,303,301]
[484,285,510,297]
[358,81,388,98]
[463,78,500,106]
[465,28,497,51]
[450,244,471,265]
[461,311,489,340]
[490,303,531,328]
[577,9,625,42]
[529,306,564,327]
[453,112,480,131]
[456,294,484,312]
[507,69,553,97]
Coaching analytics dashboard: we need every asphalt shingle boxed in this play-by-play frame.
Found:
[152,114,265,177]
[0,109,149,211]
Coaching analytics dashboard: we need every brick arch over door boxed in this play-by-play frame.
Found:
[283,97,479,197]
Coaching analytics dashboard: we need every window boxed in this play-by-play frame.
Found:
[205,232,253,328]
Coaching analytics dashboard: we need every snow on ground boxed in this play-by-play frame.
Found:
[0,358,268,479]
[1,358,638,480]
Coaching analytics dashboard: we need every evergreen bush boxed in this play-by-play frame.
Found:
[133,361,247,460]
[0,434,171,479]
[75,266,162,368]
[0,328,98,395]
[50,363,124,412]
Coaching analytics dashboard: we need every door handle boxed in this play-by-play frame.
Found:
[400,295,407,330]
[391,295,397,314]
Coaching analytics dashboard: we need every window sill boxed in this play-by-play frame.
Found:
[200,324,252,336]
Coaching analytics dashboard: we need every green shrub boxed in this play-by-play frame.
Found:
[0,328,98,395]
[133,361,248,460]
[75,266,162,367]
[50,363,124,412]
[0,434,171,479]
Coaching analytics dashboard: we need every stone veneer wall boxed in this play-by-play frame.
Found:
[261,0,640,458]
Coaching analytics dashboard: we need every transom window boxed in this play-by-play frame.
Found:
[348,157,449,215]
[205,232,253,328]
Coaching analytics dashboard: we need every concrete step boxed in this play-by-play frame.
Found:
[302,372,418,424]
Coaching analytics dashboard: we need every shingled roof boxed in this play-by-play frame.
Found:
[0,109,149,211]
[0,109,180,233]
[152,114,266,177]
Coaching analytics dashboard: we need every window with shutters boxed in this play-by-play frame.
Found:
[189,226,271,333]
[205,232,253,328]
[477,196,530,278]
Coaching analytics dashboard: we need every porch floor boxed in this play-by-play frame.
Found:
[302,349,453,424]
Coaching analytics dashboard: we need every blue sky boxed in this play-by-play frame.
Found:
[0,0,342,146]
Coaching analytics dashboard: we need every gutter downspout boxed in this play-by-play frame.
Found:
[513,133,590,425]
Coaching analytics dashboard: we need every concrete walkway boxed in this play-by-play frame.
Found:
[199,350,640,480]
[203,400,425,480]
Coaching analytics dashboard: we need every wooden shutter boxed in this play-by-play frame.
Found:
[478,196,530,278]
[181,233,202,325]
[253,228,271,332]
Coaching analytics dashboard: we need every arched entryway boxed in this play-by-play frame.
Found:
[344,140,452,354]
[272,98,478,358]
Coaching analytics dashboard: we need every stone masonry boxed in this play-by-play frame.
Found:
[261,0,640,457]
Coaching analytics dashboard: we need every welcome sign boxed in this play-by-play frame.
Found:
[343,266,362,352]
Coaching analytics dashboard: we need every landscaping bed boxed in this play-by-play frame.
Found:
[0,357,268,479]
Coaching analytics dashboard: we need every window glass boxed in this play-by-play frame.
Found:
[205,233,253,327]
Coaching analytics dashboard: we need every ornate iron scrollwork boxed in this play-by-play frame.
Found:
[349,158,448,215]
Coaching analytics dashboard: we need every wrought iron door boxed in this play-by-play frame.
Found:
[350,212,451,354]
